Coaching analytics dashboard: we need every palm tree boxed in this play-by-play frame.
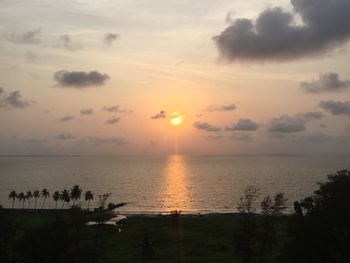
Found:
[8,191,17,208]
[18,192,26,208]
[53,191,60,209]
[70,185,82,207]
[33,190,40,209]
[60,189,70,208]
[84,191,94,210]
[26,190,33,208]
[41,188,50,209]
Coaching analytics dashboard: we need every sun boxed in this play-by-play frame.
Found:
[170,112,183,126]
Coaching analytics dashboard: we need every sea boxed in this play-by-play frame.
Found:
[0,154,349,214]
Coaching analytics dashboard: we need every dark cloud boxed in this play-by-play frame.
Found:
[80,108,94,115]
[151,110,166,119]
[59,115,74,122]
[319,100,350,115]
[267,112,324,133]
[300,72,350,93]
[0,89,32,109]
[54,70,110,88]
[214,0,350,62]
[102,105,133,113]
[104,33,119,45]
[230,133,254,142]
[225,118,259,131]
[105,116,120,124]
[56,133,77,140]
[194,121,222,132]
[206,103,236,112]
[8,28,42,45]
[267,115,306,133]
[57,34,83,51]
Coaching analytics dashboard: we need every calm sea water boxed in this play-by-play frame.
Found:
[0,155,349,213]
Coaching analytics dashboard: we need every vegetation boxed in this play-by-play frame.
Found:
[5,185,98,210]
[0,169,349,262]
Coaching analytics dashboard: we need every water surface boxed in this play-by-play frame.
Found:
[0,155,349,213]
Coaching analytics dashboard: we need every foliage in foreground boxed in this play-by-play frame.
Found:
[0,169,350,263]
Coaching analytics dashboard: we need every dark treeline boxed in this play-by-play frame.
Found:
[0,170,350,263]
[7,185,94,210]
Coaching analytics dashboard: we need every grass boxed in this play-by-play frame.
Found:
[0,209,290,263]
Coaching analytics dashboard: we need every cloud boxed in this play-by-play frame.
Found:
[104,33,119,45]
[300,72,350,93]
[81,136,129,145]
[206,103,236,112]
[267,115,306,133]
[267,112,324,133]
[105,116,120,124]
[80,108,94,115]
[0,89,32,109]
[194,121,222,132]
[230,133,254,142]
[319,100,350,115]
[57,34,83,51]
[214,0,350,62]
[102,105,133,113]
[292,133,346,144]
[54,70,110,88]
[297,111,325,120]
[56,133,77,140]
[151,110,166,119]
[20,138,48,143]
[7,28,42,45]
[59,115,74,122]
[225,118,259,131]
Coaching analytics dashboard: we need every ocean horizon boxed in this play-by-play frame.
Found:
[1,154,349,214]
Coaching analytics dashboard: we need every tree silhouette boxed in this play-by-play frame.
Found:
[292,169,350,262]
[53,191,60,209]
[33,190,40,209]
[18,192,26,209]
[84,191,94,210]
[41,188,50,209]
[237,185,260,213]
[261,192,287,216]
[26,190,33,209]
[60,189,70,208]
[71,185,82,207]
[8,190,17,208]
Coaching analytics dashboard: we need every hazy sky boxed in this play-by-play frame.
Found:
[1,0,350,155]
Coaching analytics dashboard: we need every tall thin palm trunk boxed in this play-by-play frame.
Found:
[35,198,38,209]
[87,200,91,210]
[42,197,47,209]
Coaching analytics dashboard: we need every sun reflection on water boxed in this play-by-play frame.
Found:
[162,155,192,212]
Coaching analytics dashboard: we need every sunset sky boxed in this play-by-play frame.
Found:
[1,0,350,155]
